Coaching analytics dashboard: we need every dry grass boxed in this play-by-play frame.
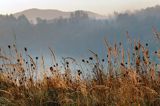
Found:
[0,34,160,106]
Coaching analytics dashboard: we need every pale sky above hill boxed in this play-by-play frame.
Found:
[0,0,160,15]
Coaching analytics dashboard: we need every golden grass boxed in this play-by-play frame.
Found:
[0,35,160,106]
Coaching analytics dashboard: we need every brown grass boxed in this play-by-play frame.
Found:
[0,35,160,106]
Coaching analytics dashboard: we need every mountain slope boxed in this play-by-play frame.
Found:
[14,8,107,23]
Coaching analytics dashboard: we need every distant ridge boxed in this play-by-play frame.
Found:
[14,8,107,23]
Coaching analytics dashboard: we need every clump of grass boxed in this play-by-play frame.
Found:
[0,33,160,106]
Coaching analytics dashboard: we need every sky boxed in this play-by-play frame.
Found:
[0,0,160,15]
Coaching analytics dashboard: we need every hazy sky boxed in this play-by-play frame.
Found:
[0,0,160,15]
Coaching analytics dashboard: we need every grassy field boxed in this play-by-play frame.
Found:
[0,34,160,106]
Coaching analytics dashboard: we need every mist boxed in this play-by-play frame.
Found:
[0,6,160,58]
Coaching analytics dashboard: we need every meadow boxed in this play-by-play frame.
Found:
[0,32,160,106]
